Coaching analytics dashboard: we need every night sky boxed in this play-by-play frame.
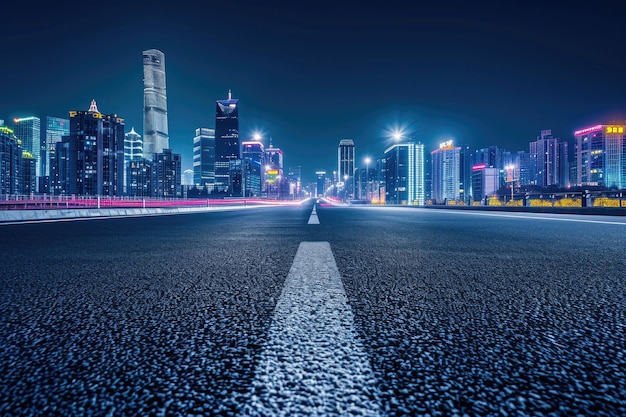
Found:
[2,1,625,184]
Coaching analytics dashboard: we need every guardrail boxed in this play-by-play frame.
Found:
[0,195,281,210]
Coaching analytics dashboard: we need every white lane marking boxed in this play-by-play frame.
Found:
[242,242,383,416]
[308,206,320,224]
[432,209,626,225]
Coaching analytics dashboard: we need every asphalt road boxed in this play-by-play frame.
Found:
[1,202,625,416]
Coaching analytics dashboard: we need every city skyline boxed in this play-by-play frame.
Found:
[1,2,625,184]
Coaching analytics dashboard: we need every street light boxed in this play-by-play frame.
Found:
[505,164,516,203]
[393,131,402,205]
[364,157,371,202]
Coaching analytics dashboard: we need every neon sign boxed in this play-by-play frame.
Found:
[439,140,454,149]
[472,163,486,171]
[574,125,603,136]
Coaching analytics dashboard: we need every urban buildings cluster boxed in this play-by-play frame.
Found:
[0,49,303,200]
[1,48,624,204]
[314,124,626,206]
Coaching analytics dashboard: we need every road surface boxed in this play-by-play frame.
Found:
[1,201,624,416]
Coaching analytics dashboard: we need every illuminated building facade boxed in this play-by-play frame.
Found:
[287,165,302,198]
[193,128,215,190]
[431,141,460,203]
[215,90,239,193]
[0,122,22,194]
[152,149,181,198]
[515,151,532,186]
[316,171,326,197]
[338,139,355,199]
[242,140,264,197]
[52,100,125,196]
[43,116,69,180]
[123,127,143,195]
[13,116,41,180]
[530,129,568,187]
[472,164,499,203]
[385,142,425,205]
[20,153,36,195]
[264,144,284,198]
[124,127,143,162]
[127,159,152,197]
[142,49,169,160]
[575,124,626,188]
[458,144,473,205]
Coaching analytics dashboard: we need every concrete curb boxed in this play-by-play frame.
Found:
[0,205,269,224]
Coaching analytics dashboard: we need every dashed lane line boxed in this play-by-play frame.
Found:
[308,206,320,224]
[242,241,383,416]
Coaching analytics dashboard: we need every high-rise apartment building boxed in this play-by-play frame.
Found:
[530,129,561,187]
[214,90,239,193]
[431,140,460,203]
[152,149,181,198]
[193,128,215,190]
[575,124,626,188]
[13,117,41,179]
[142,49,169,160]
[385,142,425,205]
[338,139,355,199]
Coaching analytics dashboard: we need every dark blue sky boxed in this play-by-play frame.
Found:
[2,1,625,184]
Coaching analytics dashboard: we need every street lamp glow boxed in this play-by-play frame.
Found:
[364,157,371,165]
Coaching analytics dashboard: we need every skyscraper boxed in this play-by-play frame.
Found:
[431,140,461,203]
[264,143,284,198]
[214,90,239,193]
[530,129,561,187]
[338,139,355,199]
[13,116,41,179]
[384,142,425,205]
[124,127,143,195]
[142,49,169,160]
[0,121,22,195]
[52,100,125,196]
[193,128,215,189]
[43,116,69,179]
[242,140,264,197]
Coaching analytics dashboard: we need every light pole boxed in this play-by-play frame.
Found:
[393,131,402,205]
[505,164,515,203]
[365,157,371,202]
